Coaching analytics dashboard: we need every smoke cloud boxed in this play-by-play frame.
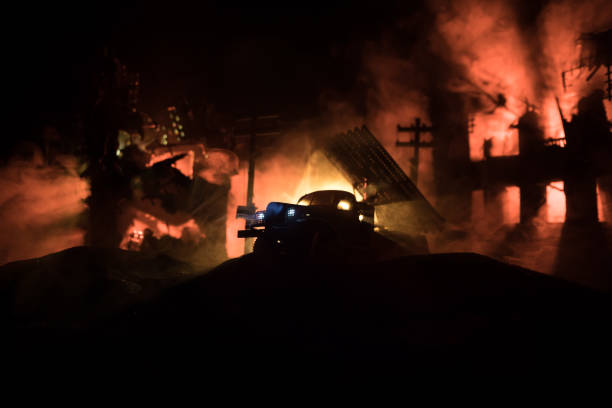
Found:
[0,146,88,265]
[351,0,612,276]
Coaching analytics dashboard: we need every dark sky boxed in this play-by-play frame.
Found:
[8,1,426,136]
[4,0,567,153]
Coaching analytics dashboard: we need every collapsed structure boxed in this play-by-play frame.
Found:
[76,50,237,267]
[469,92,612,225]
[322,125,443,233]
[43,26,610,285]
[470,28,612,225]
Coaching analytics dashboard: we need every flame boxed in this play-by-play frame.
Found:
[291,151,357,202]
[429,0,610,232]
[432,0,611,163]
[470,110,519,160]
[222,0,612,263]
[120,209,203,251]
[226,149,360,258]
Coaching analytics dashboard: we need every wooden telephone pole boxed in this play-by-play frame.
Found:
[234,115,281,254]
[396,118,434,184]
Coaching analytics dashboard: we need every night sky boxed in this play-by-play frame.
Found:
[7,1,428,148]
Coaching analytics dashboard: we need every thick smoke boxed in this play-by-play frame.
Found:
[226,120,357,258]
[226,0,611,268]
[347,0,611,275]
[0,146,88,265]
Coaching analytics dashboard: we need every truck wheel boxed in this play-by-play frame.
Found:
[306,226,337,261]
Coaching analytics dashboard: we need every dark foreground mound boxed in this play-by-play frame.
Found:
[0,246,195,329]
[1,247,610,367]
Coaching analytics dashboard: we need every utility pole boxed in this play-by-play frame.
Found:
[234,115,281,254]
[244,119,257,254]
[396,118,434,184]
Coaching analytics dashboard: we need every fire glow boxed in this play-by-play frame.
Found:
[148,150,196,179]
[120,210,203,251]
[547,181,566,223]
[432,0,610,163]
[126,1,611,273]
[0,154,88,264]
[226,150,358,258]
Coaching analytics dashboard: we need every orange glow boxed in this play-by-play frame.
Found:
[148,150,195,178]
[365,98,435,199]
[0,154,88,264]
[470,110,519,161]
[547,181,566,223]
[337,200,352,211]
[503,186,520,224]
[120,209,203,250]
[429,0,612,232]
[436,1,536,161]
[597,184,606,222]
[197,148,239,185]
[605,100,612,123]
[471,190,485,219]
[290,151,359,202]
[432,0,612,163]
[225,149,362,258]
[227,167,248,258]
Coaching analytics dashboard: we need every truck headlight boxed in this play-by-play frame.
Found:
[287,207,296,217]
[337,200,352,211]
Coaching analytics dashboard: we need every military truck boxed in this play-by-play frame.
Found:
[238,190,375,259]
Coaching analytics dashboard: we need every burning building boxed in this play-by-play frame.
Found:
[74,51,240,268]
[2,1,610,290]
[118,141,237,267]
[224,3,612,289]
[351,3,612,289]
[3,3,612,367]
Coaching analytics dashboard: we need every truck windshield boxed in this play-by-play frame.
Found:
[309,191,336,205]
[297,191,356,207]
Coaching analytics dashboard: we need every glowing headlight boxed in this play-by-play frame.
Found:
[287,207,296,217]
[256,212,265,221]
[337,200,352,211]
[359,214,364,221]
